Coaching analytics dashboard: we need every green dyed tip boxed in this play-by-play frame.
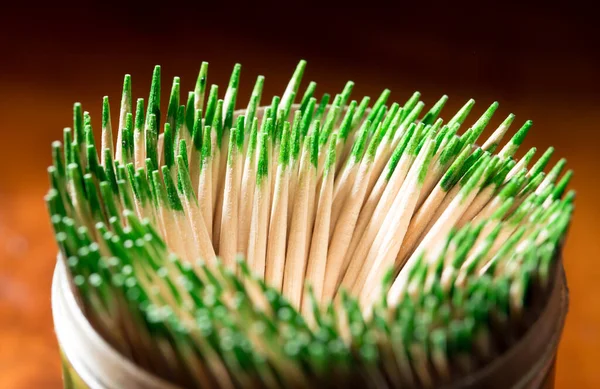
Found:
[418,139,436,184]
[167,77,181,128]
[552,170,573,200]
[513,120,533,146]
[73,103,84,144]
[176,155,196,201]
[256,132,269,184]
[421,95,448,126]
[184,91,195,135]
[546,158,567,185]
[134,98,145,132]
[338,101,357,141]
[288,112,301,161]
[146,114,159,171]
[146,65,162,131]
[448,98,475,128]
[178,139,189,171]
[226,128,238,166]
[235,115,245,148]
[521,147,537,167]
[462,154,490,195]
[400,101,425,129]
[195,62,209,111]
[298,81,316,113]
[386,123,416,180]
[501,113,516,128]
[324,134,338,174]
[201,125,212,162]
[121,74,132,99]
[310,123,319,168]
[161,165,183,211]
[279,122,291,166]
[246,119,258,159]
[163,123,174,168]
[469,101,499,142]
[351,96,371,129]
[228,63,242,89]
[530,147,554,177]
[203,84,219,128]
[350,120,370,162]
[314,94,330,123]
[282,60,307,108]
[401,91,420,116]
[102,97,111,130]
[192,109,203,151]
[213,99,224,148]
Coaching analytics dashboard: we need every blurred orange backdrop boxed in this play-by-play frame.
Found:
[0,4,598,388]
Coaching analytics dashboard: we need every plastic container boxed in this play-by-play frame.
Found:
[52,253,568,389]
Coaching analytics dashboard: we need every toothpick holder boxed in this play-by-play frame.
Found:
[50,105,570,388]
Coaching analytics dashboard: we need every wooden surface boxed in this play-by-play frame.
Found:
[1,5,599,388]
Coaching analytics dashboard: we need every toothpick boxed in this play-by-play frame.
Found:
[115,75,132,163]
[305,135,337,306]
[238,118,259,256]
[265,123,291,290]
[194,62,208,112]
[197,125,213,240]
[324,132,377,300]
[176,156,216,262]
[219,128,241,268]
[101,97,114,166]
[133,99,146,170]
[282,131,314,308]
[248,132,271,279]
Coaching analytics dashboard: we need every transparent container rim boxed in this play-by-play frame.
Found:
[52,257,181,389]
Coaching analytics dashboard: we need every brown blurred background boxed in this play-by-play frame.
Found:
[0,3,599,388]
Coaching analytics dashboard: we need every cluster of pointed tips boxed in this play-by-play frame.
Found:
[46,60,574,388]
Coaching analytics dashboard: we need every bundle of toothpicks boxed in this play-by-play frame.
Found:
[46,60,574,388]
